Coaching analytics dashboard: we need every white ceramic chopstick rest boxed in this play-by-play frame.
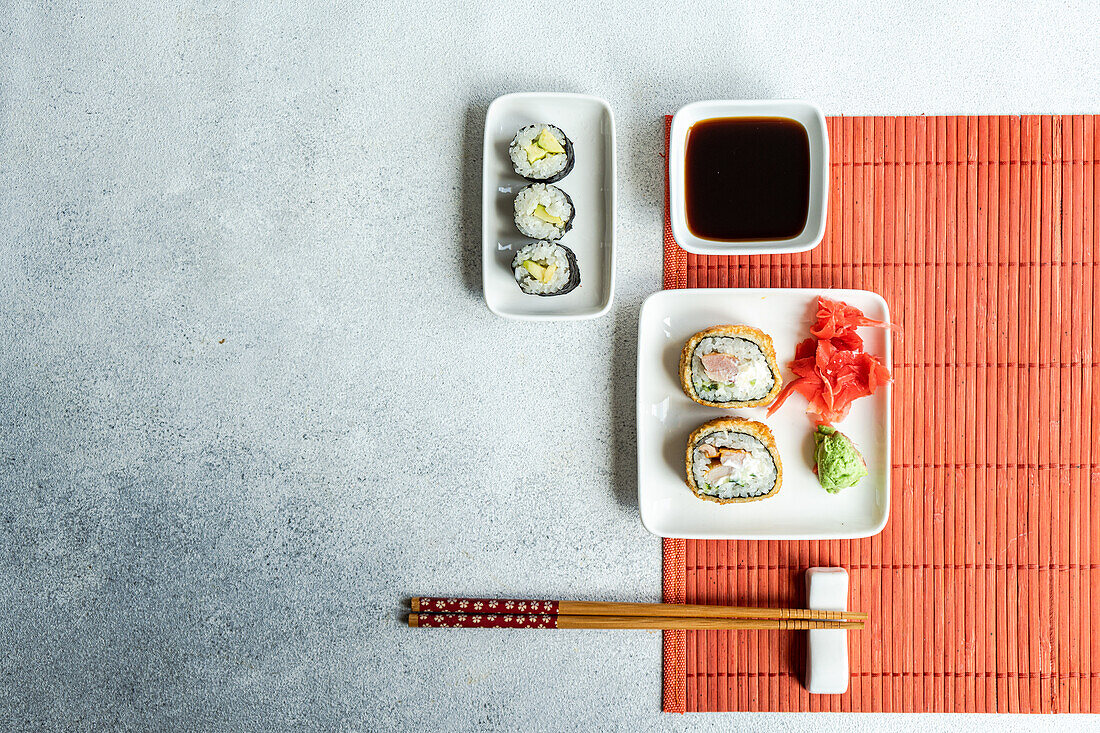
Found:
[804,567,849,694]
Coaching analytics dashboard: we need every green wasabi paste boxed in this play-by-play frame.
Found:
[813,425,868,493]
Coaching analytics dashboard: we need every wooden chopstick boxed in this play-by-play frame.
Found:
[411,596,867,622]
[409,613,864,631]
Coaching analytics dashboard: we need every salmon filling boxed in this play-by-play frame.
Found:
[689,429,778,499]
[690,336,775,403]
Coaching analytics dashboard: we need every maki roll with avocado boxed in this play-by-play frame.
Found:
[679,325,783,408]
[514,184,574,240]
[509,124,574,183]
[511,241,580,297]
[685,418,782,503]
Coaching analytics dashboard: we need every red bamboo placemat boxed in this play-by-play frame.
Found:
[661,114,1099,713]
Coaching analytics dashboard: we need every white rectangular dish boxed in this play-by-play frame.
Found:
[482,93,615,320]
[636,288,891,540]
[668,100,829,256]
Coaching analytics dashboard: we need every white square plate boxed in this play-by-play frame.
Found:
[636,288,891,540]
[668,100,829,256]
[482,93,615,320]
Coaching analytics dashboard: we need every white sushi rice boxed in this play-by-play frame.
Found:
[512,241,570,295]
[514,184,573,240]
[509,124,569,180]
[691,336,775,403]
[691,430,778,499]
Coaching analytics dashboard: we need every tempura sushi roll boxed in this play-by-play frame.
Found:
[514,184,574,241]
[679,325,782,408]
[511,241,580,297]
[685,418,782,503]
[509,124,575,183]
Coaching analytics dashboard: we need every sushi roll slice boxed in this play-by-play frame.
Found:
[509,124,575,183]
[685,417,782,503]
[514,183,574,241]
[511,241,580,297]
[679,325,783,408]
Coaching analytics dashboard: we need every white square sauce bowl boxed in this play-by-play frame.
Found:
[668,100,829,256]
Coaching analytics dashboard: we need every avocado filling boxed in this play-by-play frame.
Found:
[521,259,557,284]
[524,127,566,164]
[531,204,564,225]
[523,142,547,163]
[536,128,565,153]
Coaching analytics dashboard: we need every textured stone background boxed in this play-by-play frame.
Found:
[2,1,1098,730]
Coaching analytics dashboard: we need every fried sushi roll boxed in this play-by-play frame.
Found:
[509,124,575,183]
[685,418,782,503]
[679,325,782,408]
[514,183,573,241]
[511,241,580,297]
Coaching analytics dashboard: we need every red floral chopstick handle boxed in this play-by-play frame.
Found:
[413,597,560,615]
[413,612,558,629]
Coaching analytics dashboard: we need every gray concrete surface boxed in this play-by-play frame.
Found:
[2,1,1099,730]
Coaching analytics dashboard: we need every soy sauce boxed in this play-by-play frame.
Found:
[684,117,810,241]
